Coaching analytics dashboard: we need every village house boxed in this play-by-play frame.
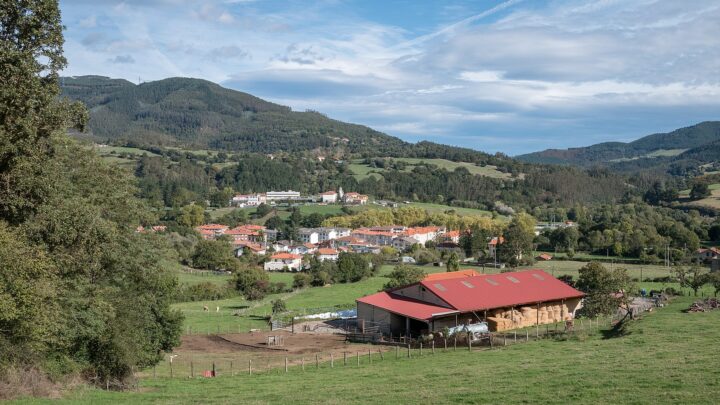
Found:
[392,236,420,252]
[343,192,369,205]
[357,269,584,336]
[696,247,720,263]
[195,224,229,240]
[298,227,351,244]
[271,240,292,252]
[351,228,397,246]
[319,191,338,203]
[225,224,267,244]
[439,230,461,244]
[233,241,266,257]
[264,253,303,271]
[289,243,317,255]
[402,226,446,245]
[488,236,505,259]
[317,248,340,262]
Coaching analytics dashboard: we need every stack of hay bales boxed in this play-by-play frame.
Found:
[484,301,574,331]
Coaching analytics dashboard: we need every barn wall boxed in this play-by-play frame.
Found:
[356,302,392,334]
[392,285,449,307]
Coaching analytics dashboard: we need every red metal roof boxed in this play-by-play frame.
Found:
[420,269,584,312]
[423,269,480,281]
[357,292,456,321]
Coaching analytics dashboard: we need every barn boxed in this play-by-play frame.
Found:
[356,269,584,336]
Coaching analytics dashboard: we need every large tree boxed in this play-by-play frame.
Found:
[576,262,634,318]
[0,0,181,388]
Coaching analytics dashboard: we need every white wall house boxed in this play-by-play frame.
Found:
[264,253,303,271]
[320,191,338,203]
[298,228,320,244]
[317,248,340,262]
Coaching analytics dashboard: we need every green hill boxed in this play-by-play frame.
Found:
[517,121,720,168]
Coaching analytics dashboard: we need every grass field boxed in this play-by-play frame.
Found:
[677,183,720,211]
[348,158,516,181]
[20,295,720,404]
[173,259,702,336]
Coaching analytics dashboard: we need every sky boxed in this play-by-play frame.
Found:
[59,0,720,155]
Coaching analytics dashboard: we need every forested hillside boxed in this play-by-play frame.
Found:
[517,121,720,171]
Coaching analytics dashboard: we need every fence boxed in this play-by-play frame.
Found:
[143,314,619,380]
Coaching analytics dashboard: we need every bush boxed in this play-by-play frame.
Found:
[272,299,287,314]
[176,282,235,302]
[232,266,270,300]
[293,273,312,289]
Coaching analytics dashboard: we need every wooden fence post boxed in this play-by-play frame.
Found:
[379,349,384,360]
[170,360,174,378]
[229,361,232,377]
[432,340,435,354]
[212,362,216,377]
[526,330,529,342]
[407,344,411,358]
[468,336,472,351]
[444,338,447,351]
[490,333,494,348]
[514,331,517,343]
[285,357,288,373]
[344,352,347,366]
[331,353,334,368]
[503,333,507,346]
[454,336,457,351]
[316,354,319,369]
[420,342,423,356]
[249,359,252,375]
[357,352,360,366]
[301,358,305,371]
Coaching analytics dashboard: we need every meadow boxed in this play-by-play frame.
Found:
[18,295,720,404]
[348,158,515,181]
[173,260,708,336]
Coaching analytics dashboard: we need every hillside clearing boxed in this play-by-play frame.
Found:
[348,158,517,180]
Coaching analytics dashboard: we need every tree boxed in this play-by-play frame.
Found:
[576,262,634,318]
[710,272,720,297]
[292,273,312,289]
[191,240,235,270]
[232,266,270,300]
[254,203,271,218]
[0,1,181,386]
[690,183,711,200]
[179,204,205,228]
[500,213,536,265]
[383,265,425,290]
[265,215,285,230]
[446,252,460,272]
[334,253,372,283]
[673,266,709,296]
[210,187,235,207]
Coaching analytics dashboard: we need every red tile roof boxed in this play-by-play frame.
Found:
[404,226,443,236]
[317,248,339,255]
[196,224,229,231]
[271,253,302,260]
[357,292,456,321]
[420,269,584,312]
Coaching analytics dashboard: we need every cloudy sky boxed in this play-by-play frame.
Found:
[59,0,720,155]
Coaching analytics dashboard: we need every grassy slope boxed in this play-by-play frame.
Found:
[24,296,720,404]
[678,183,720,210]
[348,158,513,181]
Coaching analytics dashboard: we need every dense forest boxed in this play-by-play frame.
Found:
[517,121,720,175]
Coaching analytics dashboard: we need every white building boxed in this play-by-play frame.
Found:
[320,191,338,203]
[264,253,303,271]
[317,248,340,262]
[299,227,351,244]
[266,190,301,201]
[231,193,267,206]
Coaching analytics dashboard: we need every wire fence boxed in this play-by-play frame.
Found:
[141,314,619,380]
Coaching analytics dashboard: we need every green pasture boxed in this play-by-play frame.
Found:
[23,296,720,404]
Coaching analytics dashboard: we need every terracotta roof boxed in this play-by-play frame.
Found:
[420,269,585,312]
[488,236,505,246]
[196,224,229,231]
[271,253,302,260]
[404,226,443,236]
[423,269,480,281]
[357,292,456,321]
[317,248,339,255]
[443,230,460,238]
[320,191,337,195]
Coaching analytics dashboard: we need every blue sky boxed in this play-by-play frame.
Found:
[59,0,720,155]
